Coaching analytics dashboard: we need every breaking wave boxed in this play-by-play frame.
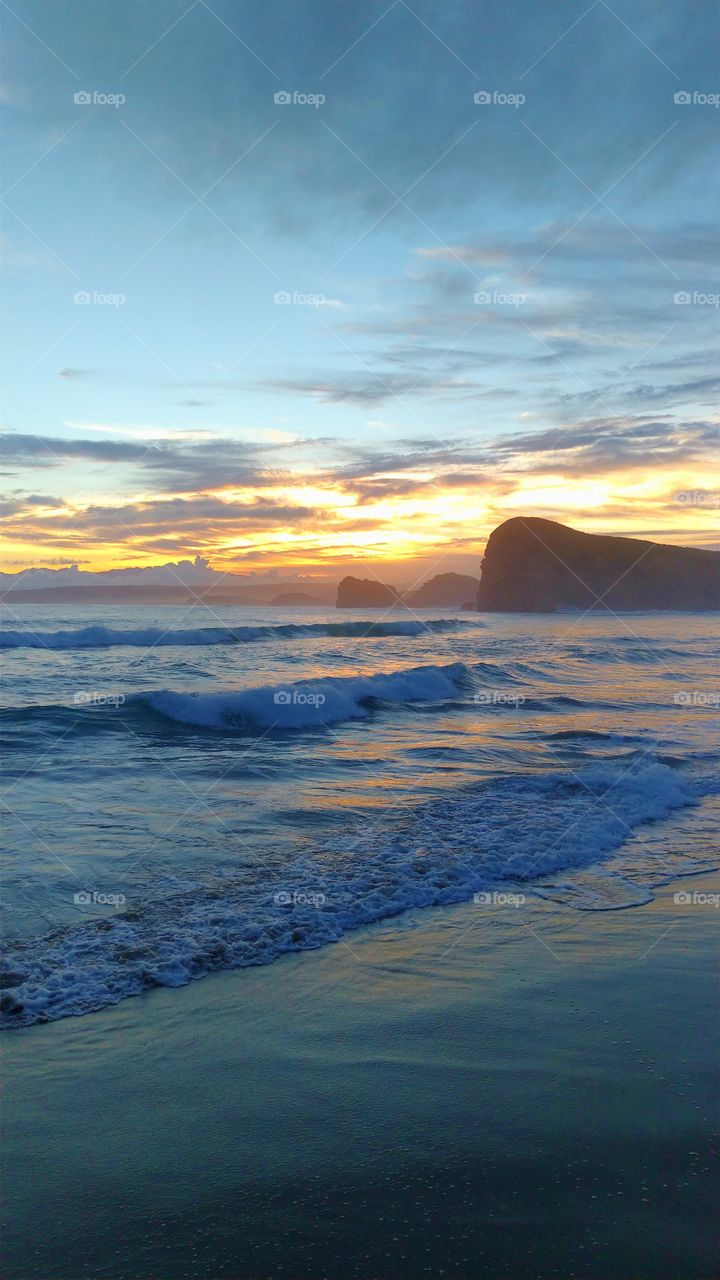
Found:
[0,617,481,651]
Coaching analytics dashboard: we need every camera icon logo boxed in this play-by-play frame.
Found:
[673,891,692,904]
[274,890,291,905]
[473,891,492,904]
[473,290,491,305]
[73,291,92,305]
[474,91,491,104]
[274,690,292,705]
[73,90,92,105]
[274,91,292,104]
[673,91,691,104]
[673,291,692,304]
[73,890,93,905]
[273,291,292,304]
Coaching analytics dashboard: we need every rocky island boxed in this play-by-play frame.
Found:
[476,517,720,613]
[408,573,479,608]
[336,573,479,609]
[336,578,402,608]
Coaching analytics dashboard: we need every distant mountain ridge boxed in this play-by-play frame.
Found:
[476,518,720,612]
[0,558,336,606]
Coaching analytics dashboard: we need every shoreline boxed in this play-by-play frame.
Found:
[3,871,719,1278]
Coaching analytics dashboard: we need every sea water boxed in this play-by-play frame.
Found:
[1,603,718,1026]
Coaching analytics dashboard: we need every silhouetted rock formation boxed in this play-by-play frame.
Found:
[406,573,479,608]
[269,592,324,605]
[336,577,401,608]
[476,518,720,613]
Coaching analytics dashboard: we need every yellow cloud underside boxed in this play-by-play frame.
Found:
[1,468,717,572]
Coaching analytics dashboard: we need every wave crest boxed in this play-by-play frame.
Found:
[0,617,481,651]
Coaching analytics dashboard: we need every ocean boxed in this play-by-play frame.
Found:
[1,603,718,1029]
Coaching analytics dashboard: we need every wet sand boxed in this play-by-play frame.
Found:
[3,874,718,1279]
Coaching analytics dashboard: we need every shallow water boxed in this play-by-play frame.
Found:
[3,876,719,1280]
[1,602,718,1026]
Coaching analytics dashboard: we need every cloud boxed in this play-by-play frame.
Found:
[58,368,114,381]
[0,493,319,557]
[414,222,720,274]
[560,375,720,413]
[0,491,65,517]
[67,422,220,441]
[1,433,155,466]
[72,496,317,534]
[489,414,720,474]
[0,431,289,492]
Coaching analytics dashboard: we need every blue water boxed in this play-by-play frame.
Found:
[1,603,718,1027]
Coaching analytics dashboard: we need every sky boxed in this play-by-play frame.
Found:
[1,0,719,583]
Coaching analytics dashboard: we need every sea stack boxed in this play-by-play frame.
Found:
[476,517,720,613]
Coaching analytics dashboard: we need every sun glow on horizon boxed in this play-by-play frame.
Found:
[2,453,718,576]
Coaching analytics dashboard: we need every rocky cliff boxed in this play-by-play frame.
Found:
[476,518,720,613]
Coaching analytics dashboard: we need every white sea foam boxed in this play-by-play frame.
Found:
[140,663,474,729]
[1,757,709,1027]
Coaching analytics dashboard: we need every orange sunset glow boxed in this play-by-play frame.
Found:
[2,448,717,578]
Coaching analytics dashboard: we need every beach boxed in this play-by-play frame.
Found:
[4,870,717,1280]
[5,1,720,1273]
